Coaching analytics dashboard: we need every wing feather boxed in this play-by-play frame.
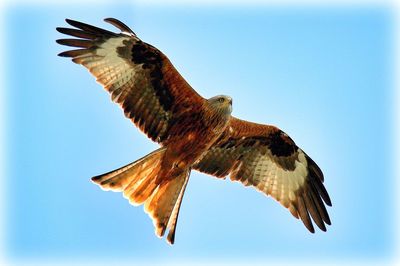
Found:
[57,18,205,143]
[194,117,332,232]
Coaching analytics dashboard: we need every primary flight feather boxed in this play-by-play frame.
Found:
[56,18,332,244]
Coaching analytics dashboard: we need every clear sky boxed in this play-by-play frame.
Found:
[3,2,395,264]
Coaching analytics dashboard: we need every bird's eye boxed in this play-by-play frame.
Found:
[218,98,225,103]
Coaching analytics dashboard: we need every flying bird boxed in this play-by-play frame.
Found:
[56,18,332,244]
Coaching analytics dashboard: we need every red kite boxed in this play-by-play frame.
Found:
[57,18,331,244]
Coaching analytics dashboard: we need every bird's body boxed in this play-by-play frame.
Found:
[153,96,233,185]
[57,18,332,244]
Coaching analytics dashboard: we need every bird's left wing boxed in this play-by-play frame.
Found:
[56,18,205,144]
[193,117,332,233]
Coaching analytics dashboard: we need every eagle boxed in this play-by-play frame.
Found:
[56,18,332,244]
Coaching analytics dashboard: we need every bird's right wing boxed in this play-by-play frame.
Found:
[194,117,331,233]
[57,18,205,143]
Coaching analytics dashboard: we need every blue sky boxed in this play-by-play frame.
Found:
[3,2,395,264]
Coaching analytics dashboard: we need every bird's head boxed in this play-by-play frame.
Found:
[208,95,233,115]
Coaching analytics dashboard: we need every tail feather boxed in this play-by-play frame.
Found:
[91,161,139,192]
[91,148,165,193]
[166,173,190,244]
[144,170,190,241]
[124,166,160,206]
[91,147,190,244]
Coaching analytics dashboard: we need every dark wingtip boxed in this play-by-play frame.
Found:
[303,217,315,234]
[104,17,136,35]
[325,196,332,207]
[56,38,92,48]
[65,18,76,25]
[57,51,70,57]
[308,226,315,234]
[62,18,118,38]
[104,17,117,23]
[325,217,332,226]
[319,223,327,232]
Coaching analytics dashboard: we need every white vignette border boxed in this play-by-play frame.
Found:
[0,0,398,265]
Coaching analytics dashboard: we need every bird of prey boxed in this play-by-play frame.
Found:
[56,18,332,244]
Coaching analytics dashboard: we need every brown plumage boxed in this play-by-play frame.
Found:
[56,18,332,244]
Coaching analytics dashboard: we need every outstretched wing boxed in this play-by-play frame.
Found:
[193,117,332,233]
[56,18,205,143]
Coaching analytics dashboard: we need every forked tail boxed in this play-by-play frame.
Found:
[91,147,190,244]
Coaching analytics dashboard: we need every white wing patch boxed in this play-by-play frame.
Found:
[71,36,140,102]
[231,149,308,210]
